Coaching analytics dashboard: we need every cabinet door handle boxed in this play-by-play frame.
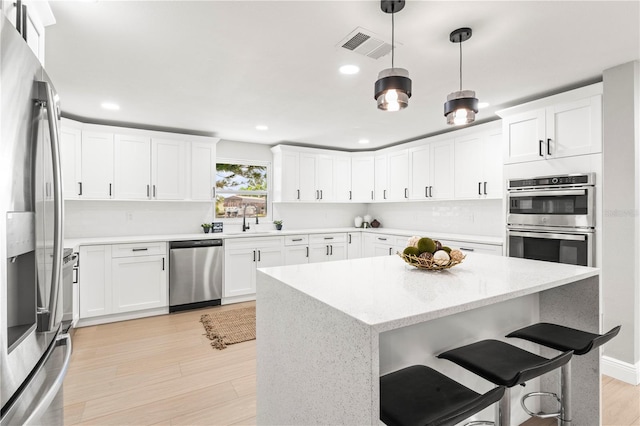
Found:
[484,182,487,195]
[109,183,112,197]
[316,190,319,200]
[212,187,216,199]
[132,248,148,252]
[258,250,261,262]
[162,258,165,270]
[72,268,78,284]
[320,190,323,199]
[547,138,552,156]
[425,186,428,198]
[383,189,387,200]
[15,0,22,35]
[348,234,351,244]
[306,246,309,257]
[147,184,150,198]
[78,182,83,196]
[389,247,392,255]
[539,140,544,157]
[478,182,482,195]
[349,190,352,200]
[153,185,156,198]
[429,186,433,198]
[326,245,329,256]
[253,250,256,262]
[371,190,374,200]
[404,188,408,198]
[297,189,300,200]
[330,245,333,255]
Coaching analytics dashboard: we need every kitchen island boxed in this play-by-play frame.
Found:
[256,253,600,425]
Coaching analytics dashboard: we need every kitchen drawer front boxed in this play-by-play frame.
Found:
[225,236,284,250]
[439,239,503,256]
[309,233,347,245]
[284,235,309,246]
[111,242,167,258]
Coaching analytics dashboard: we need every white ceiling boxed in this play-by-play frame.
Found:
[45,1,640,150]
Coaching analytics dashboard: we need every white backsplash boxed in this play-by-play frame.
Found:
[366,199,504,237]
[64,199,503,239]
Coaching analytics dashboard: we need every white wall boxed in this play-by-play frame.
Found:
[366,199,504,237]
[602,60,640,381]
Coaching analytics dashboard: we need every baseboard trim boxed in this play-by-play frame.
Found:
[602,355,640,385]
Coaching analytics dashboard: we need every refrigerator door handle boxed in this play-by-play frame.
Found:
[22,334,73,426]
[37,81,64,332]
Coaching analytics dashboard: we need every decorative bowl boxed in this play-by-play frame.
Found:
[398,252,465,271]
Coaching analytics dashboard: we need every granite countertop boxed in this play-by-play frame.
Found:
[64,227,503,250]
[257,253,599,332]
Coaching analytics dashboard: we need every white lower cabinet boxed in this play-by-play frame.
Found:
[283,235,309,266]
[363,233,407,257]
[224,237,284,300]
[308,233,347,263]
[78,242,168,323]
[346,232,362,259]
[439,239,503,256]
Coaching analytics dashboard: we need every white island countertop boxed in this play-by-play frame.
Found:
[259,253,599,333]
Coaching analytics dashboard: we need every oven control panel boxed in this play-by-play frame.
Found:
[508,173,594,189]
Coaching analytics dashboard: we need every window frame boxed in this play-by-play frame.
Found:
[214,157,272,222]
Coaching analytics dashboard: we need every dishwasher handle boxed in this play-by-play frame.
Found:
[170,239,223,249]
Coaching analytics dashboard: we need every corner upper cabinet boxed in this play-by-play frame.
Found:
[59,123,82,200]
[499,83,602,164]
[190,141,216,201]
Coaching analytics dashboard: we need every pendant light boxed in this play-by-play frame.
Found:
[374,0,411,112]
[444,27,479,125]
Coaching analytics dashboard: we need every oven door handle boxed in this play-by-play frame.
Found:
[508,231,587,241]
[508,189,586,198]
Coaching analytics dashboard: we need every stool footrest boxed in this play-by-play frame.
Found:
[521,391,561,419]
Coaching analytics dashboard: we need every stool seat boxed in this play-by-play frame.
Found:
[438,339,573,388]
[506,323,621,355]
[380,365,505,426]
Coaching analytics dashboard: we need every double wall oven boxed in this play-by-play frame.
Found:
[507,173,595,267]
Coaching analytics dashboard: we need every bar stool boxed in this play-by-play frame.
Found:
[437,340,573,425]
[506,323,621,425]
[380,365,505,426]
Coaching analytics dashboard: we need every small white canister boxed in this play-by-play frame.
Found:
[354,216,363,228]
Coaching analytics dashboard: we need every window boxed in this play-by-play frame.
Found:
[215,161,269,220]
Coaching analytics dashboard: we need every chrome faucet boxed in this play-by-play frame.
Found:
[242,204,250,232]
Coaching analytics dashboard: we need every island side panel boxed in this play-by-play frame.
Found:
[539,275,600,424]
[256,271,379,425]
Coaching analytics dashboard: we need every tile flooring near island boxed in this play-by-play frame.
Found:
[64,302,639,425]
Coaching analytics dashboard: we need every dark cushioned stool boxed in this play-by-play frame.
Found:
[380,365,505,426]
[506,323,621,425]
[437,339,573,426]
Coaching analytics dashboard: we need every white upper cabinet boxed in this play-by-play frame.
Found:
[189,141,216,201]
[114,134,151,200]
[2,0,54,65]
[272,146,349,202]
[409,138,455,200]
[454,125,503,199]
[351,154,374,202]
[499,83,602,164]
[387,150,410,201]
[374,154,388,201]
[81,131,114,199]
[152,139,186,200]
[59,124,82,199]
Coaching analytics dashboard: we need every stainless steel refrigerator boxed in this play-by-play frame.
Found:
[1,14,71,425]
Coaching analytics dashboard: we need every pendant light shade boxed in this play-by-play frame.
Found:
[444,28,479,125]
[374,0,411,111]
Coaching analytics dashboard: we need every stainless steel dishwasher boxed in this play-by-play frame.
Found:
[169,239,223,312]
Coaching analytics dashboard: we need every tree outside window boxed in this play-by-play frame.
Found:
[215,162,268,219]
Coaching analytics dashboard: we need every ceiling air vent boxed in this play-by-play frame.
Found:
[338,27,393,60]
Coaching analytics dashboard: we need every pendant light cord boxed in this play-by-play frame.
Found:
[391,11,395,68]
[459,38,463,91]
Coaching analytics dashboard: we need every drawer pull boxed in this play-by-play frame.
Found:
[132,248,148,252]
[292,238,303,242]
[378,237,387,241]
[459,247,475,252]
[324,237,334,240]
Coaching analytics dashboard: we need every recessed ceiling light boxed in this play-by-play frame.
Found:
[339,65,360,75]
[478,102,490,109]
[101,102,120,110]
[256,125,269,131]
[358,139,370,145]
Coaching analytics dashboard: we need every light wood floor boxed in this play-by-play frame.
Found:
[64,302,639,425]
